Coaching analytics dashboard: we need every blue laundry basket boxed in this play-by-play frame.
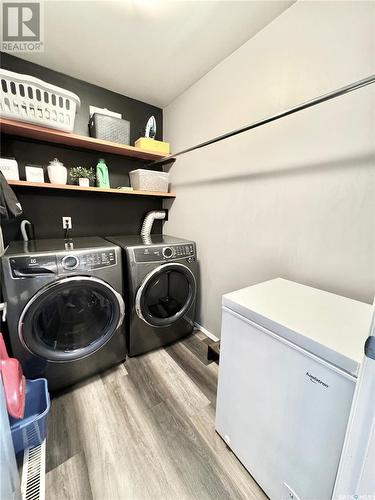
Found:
[9,378,50,454]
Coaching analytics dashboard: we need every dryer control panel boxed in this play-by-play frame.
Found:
[134,244,195,262]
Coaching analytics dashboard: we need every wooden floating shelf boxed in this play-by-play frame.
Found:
[8,180,176,198]
[0,118,167,161]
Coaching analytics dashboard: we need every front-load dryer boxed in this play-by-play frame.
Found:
[106,235,197,356]
[1,237,126,391]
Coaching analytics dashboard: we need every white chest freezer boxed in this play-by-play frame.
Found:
[215,278,373,500]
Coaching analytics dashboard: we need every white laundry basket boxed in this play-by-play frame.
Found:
[129,169,169,192]
[0,69,80,132]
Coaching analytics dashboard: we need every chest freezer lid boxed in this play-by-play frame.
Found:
[223,278,374,377]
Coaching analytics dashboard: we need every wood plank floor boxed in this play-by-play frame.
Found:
[46,331,267,500]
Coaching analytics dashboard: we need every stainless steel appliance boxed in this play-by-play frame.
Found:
[1,237,126,391]
[106,235,197,356]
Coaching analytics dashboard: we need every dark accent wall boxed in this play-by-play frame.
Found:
[0,53,166,243]
[1,53,163,141]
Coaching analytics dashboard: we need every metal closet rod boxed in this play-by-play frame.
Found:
[151,74,375,166]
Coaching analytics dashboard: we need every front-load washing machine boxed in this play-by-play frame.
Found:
[1,237,126,391]
[106,235,197,356]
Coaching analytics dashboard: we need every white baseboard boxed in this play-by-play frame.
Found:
[194,322,220,342]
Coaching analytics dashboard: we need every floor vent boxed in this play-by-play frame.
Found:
[21,440,46,500]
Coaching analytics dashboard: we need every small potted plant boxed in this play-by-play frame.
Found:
[69,166,95,187]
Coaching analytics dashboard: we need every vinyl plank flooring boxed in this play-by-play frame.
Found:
[46,452,92,500]
[105,373,188,499]
[46,390,82,472]
[71,371,185,499]
[126,348,210,416]
[100,361,128,385]
[150,399,257,500]
[166,341,218,405]
[45,332,266,500]
[124,354,166,409]
[70,375,135,500]
[190,406,268,500]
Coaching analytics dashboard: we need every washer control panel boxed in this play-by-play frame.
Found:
[174,244,194,258]
[10,255,57,278]
[162,247,174,259]
[62,255,79,270]
[10,250,116,278]
[60,250,116,272]
[134,244,195,262]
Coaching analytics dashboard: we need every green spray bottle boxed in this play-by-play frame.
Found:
[96,159,110,188]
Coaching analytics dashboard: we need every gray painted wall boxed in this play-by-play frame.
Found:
[163,1,375,337]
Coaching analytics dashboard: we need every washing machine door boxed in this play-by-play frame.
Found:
[135,262,196,327]
[19,276,125,362]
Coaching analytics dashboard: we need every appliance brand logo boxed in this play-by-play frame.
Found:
[2,1,44,52]
[306,372,329,388]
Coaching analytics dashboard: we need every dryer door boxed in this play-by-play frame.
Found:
[19,276,125,362]
[136,262,196,327]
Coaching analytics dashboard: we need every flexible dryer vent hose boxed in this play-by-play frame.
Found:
[141,210,166,242]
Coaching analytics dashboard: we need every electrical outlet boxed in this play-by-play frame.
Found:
[62,217,72,229]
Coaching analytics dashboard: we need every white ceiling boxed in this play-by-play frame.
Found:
[17,1,294,107]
